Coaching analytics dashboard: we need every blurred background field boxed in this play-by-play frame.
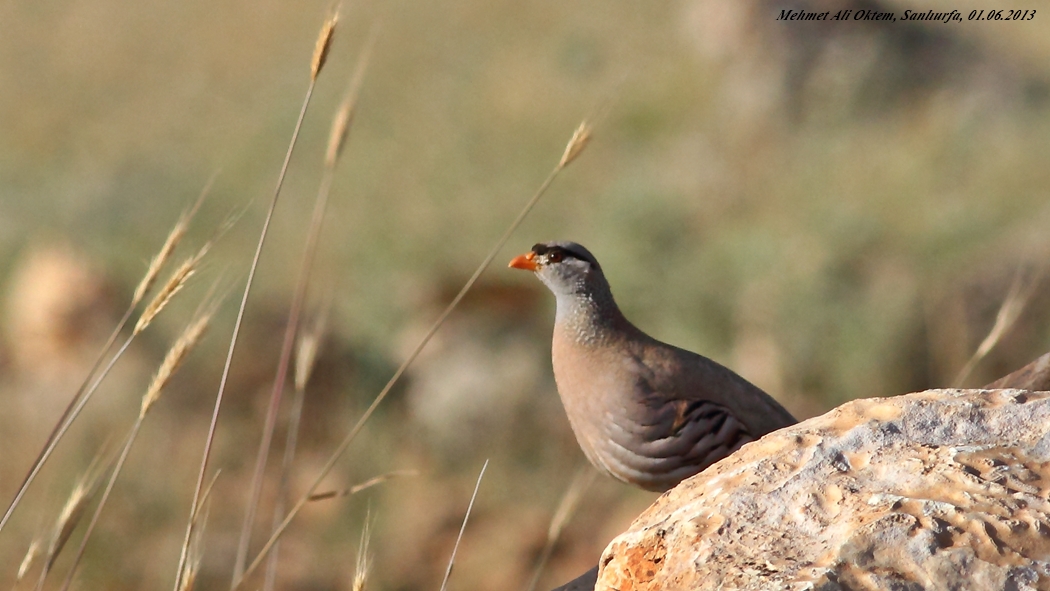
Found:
[3,0,1050,588]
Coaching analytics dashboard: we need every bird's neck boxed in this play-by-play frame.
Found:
[554,285,630,347]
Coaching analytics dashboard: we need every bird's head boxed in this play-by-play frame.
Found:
[508,241,605,297]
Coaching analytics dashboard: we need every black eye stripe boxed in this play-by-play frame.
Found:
[529,242,600,269]
[533,244,571,261]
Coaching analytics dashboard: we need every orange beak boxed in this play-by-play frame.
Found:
[508,251,539,271]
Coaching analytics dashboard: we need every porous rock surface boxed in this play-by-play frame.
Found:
[594,389,1050,591]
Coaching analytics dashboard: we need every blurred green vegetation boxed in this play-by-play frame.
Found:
[2,0,1050,589]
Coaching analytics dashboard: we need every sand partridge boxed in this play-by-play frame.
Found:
[509,241,797,492]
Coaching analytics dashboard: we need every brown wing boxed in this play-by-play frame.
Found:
[591,337,793,491]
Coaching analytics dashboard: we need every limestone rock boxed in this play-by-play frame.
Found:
[595,389,1050,591]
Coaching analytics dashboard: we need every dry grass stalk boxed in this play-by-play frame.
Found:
[178,467,221,591]
[35,458,107,591]
[261,305,331,591]
[235,30,369,584]
[439,460,489,591]
[178,478,215,591]
[133,217,188,306]
[3,333,135,542]
[141,307,215,417]
[546,470,593,540]
[294,305,330,391]
[325,27,377,168]
[47,485,89,560]
[294,330,321,392]
[132,177,213,306]
[558,121,592,168]
[37,483,92,590]
[17,538,42,582]
[524,467,597,591]
[44,470,103,570]
[325,99,355,169]
[233,120,594,588]
[134,258,194,333]
[178,540,201,591]
[953,267,1042,387]
[179,17,329,588]
[135,241,212,336]
[179,471,220,591]
[351,516,373,591]
[311,8,340,81]
[306,470,419,502]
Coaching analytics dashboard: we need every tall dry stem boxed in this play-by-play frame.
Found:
[439,460,489,591]
[524,467,596,591]
[178,474,217,591]
[953,266,1042,387]
[233,27,369,586]
[261,305,331,591]
[306,470,418,502]
[177,12,338,591]
[326,26,377,168]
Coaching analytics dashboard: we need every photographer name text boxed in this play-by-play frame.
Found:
[777,9,1036,23]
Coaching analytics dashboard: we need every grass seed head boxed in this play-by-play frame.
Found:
[559,121,592,168]
[325,102,355,168]
[295,328,324,391]
[178,486,212,591]
[141,310,213,417]
[311,9,340,80]
[325,28,377,167]
[132,181,212,305]
[45,478,94,571]
[135,259,196,335]
[134,240,213,335]
[133,221,187,306]
[17,538,41,581]
[352,519,372,591]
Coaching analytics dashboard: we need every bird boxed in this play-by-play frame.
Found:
[509,241,797,492]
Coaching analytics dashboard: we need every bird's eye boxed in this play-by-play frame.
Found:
[547,251,563,263]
